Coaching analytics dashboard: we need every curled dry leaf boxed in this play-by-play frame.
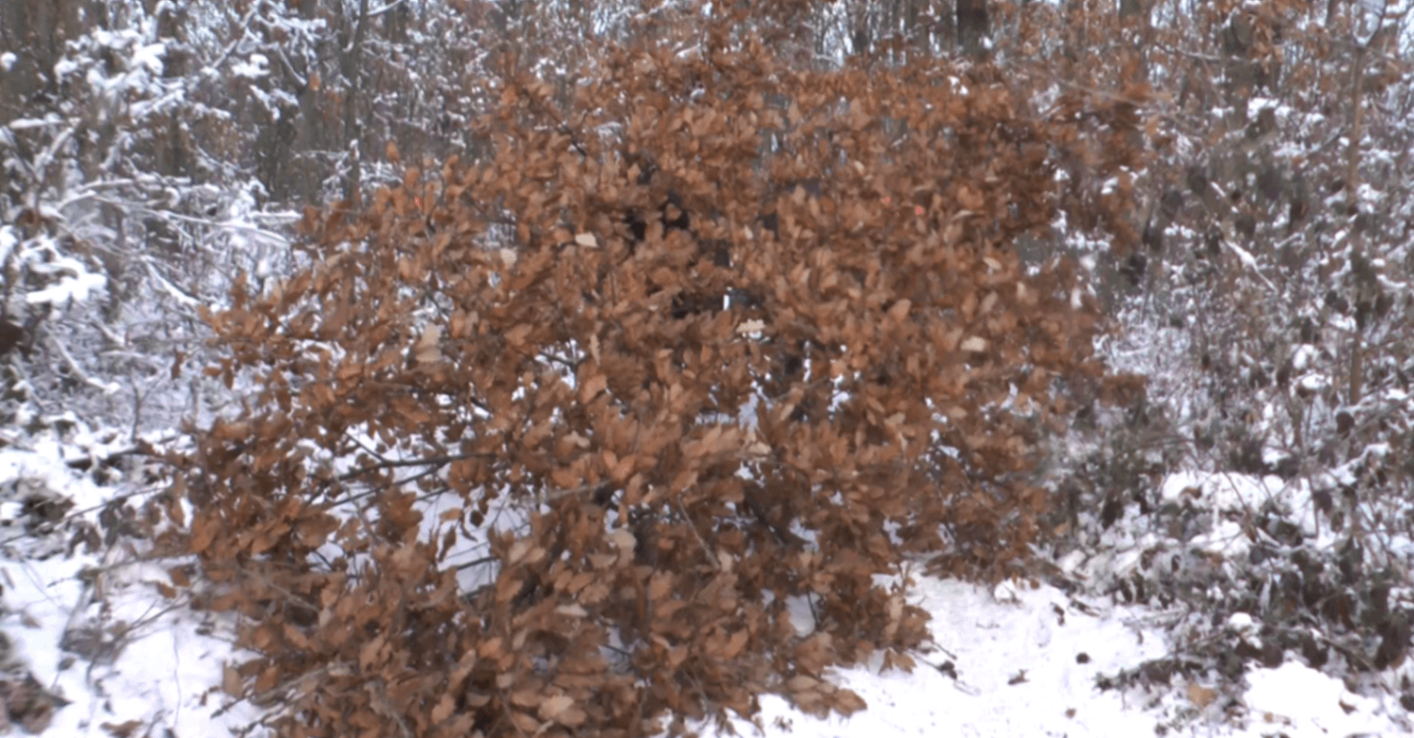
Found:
[960,336,989,353]
[1186,683,1218,708]
[507,539,531,565]
[736,319,766,335]
[539,694,575,721]
[833,688,867,715]
[430,694,456,724]
[413,324,443,364]
[221,663,242,697]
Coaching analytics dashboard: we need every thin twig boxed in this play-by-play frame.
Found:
[332,452,498,484]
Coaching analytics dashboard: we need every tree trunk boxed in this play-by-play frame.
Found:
[342,0,372,205]
[957,0,989,57]
[0,0,85,124]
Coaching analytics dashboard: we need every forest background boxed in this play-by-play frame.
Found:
[3,0,1414,737]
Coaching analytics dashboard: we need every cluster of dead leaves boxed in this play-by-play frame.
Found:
[172,7,1141,738]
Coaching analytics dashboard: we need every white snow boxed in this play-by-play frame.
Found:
[1243,663,1402,737]
[5,552,263,736]
[0,225,15,266]
[231,53,271,79]
[0,447,262,737]
[25,272,107,306]
[691,571,1412,738]
[695,577,1171,738]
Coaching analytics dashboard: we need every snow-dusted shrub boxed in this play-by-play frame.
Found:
[1034,1,1414,721]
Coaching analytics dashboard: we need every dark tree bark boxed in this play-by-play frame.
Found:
[1119,0,1148,21]
[341,0,372,205]
[0,0,84,124]
[957,0,989,57]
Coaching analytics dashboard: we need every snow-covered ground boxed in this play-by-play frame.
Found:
[1,444,261,736]
[2,442,1409,737]
[701,576,1408,738]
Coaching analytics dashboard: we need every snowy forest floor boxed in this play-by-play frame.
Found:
[3,441,1407,738]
